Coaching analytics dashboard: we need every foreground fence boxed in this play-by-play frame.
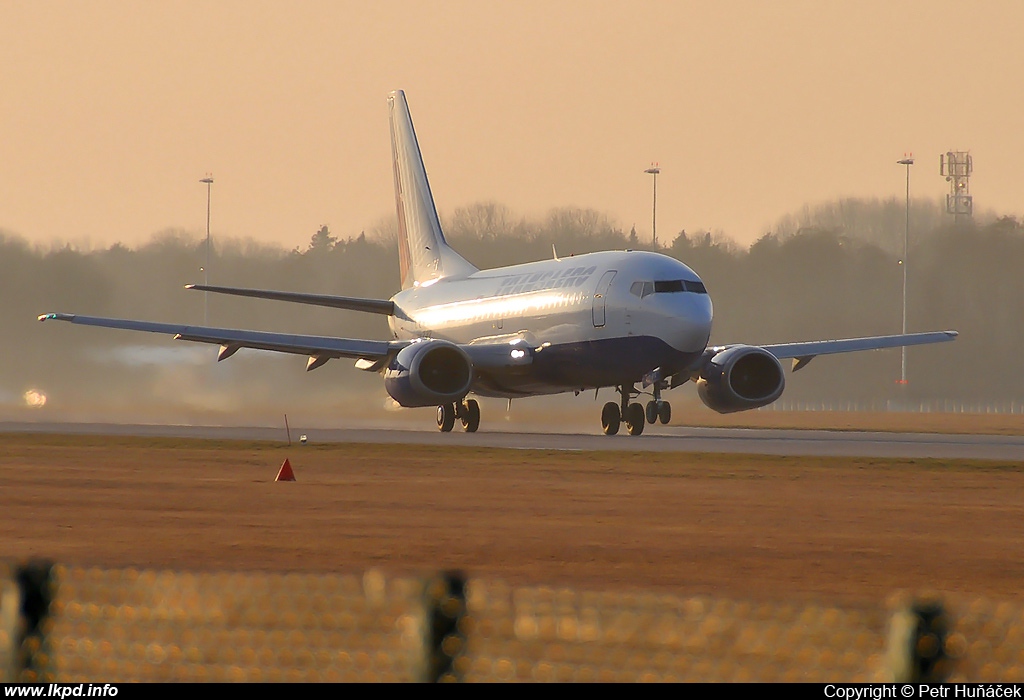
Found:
[2,561,1022,682]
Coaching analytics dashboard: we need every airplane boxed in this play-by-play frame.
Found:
[38,90,958,436]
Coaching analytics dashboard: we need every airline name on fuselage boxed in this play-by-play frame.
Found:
[494,265,596,296]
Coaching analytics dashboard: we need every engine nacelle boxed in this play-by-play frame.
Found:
[696,345,785,414]
[384,340,473,408]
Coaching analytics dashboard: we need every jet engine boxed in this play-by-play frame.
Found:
[383,340,473,408]
[696,345,785,414]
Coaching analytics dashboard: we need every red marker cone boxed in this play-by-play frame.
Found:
[276,458,296,482]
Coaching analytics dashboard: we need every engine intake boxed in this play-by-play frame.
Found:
[697,345,785,414]
[384,340,473,407]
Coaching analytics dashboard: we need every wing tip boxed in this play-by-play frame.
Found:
[38,313,73,322]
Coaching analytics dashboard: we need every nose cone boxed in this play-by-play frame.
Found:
[668,292,713,353]
[625,252,713,353]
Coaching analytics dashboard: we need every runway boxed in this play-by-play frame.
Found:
[3,421,1022,460]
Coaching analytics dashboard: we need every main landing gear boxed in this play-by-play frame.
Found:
[601,384,671,436]
[437,398,480,433]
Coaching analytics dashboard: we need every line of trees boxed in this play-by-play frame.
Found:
[2,198,1021,422]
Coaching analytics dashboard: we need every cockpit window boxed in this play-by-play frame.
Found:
[630,281,656,298]
[653,279,707,294]
[634,279,707,297]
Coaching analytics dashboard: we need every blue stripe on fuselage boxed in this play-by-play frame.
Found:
[470,335,698,398]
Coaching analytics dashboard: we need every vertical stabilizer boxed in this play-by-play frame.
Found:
[388,90,478,290]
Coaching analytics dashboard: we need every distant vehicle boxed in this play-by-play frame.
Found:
[39,90,957,435]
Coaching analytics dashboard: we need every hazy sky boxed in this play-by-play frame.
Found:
[2,1,1022,251]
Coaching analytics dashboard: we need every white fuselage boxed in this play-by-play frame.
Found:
[387,250,714,397]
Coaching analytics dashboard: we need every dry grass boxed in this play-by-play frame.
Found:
[3,433,1022,606]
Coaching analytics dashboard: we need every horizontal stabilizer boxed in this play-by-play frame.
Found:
[185,284,395,316]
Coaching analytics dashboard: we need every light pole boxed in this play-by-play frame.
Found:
[644,164,660,248]
[896,156,913,385]
[200,176,214,325]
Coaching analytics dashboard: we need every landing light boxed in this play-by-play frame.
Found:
[510,349,526,359]
[24,390,47,408]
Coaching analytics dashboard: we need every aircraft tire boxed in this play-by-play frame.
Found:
[658,401,672,425]
[437,404,456,433]
[601,402,621,436]
[645,400,659,425]
[461,399,480,433]
[626,403,645,436]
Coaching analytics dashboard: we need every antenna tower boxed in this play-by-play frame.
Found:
[940,151,972,224]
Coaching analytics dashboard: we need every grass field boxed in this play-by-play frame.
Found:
[2,432,1022,606]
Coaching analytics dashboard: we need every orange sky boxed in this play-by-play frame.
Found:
[2,1,1021,251]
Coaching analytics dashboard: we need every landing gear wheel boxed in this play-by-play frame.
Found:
[436,403,456,433]
[657,401,672,425]
[460,399,480,433]
[645,400,659,425]
[625,403,645,436]
[601,402,621,436]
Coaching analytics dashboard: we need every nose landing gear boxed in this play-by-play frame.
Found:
[645,378,672,425]
[645,400,672,425]
[645,381,672,425]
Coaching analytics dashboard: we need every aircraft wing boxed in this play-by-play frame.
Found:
[185,284,395,316]
[37,312,406,370]
[756,330,958,371]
